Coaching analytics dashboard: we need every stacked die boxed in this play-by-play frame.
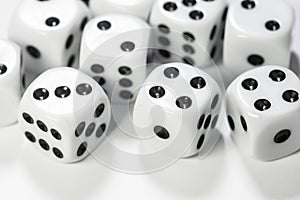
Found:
[223,0,294,74]
[80,14,151,102]
[149,0,227,67]
[19,68,111,163]
[133,63,222,158]
[8,0,90,76]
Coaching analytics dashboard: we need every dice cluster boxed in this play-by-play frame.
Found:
[0,0,298,163]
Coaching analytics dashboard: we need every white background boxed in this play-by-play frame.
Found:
[1,0,300,199]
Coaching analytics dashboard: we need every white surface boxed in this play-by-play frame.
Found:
[0,0,300,199]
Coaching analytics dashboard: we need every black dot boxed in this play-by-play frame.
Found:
[197,134,205,150]
[121,41,135,52]
[119,78,133,87]
[176,96,192,109]
[164,67,179,79]
[119,66,132,75]
[39,139,50,151]
[53,148,63,159]
[25,132,36,143]
[120,90,133,100]
[149,86,165,98]
[51,129,62,140]
[93,76,106,86]
[65,35,74,49]
[23,113,34,124]
[37,120,48,132]
[182,56,194,65]
[55,86,71,98]
[91,64,104,74]
[189,10,204,20]
[210,25,217,40]
[210,46,217,59]
[76,83,92,95]
[22,75,26,88]
[227,116,235,131]
[269,69,286,82]
[0,64,7,75]
[158,24,170,34]
[158,36,170,46]
[222,7,228,22]
[248,54,264,66]
[163,2,178,12]
[241,0,255,9]
[94,103,105,118]
[240,116,247,132]
[183,44,195,54]
[158,49,171,58]
[183,32,195,42]
[274,129,291,144]
[190,77,206,89]
[96,124,106,138]
[67,55,75,67]
[282,90,299,103]
[26,46,41,58]
[46,17,60,27]
[197,114,205,130]
[254,99,271,111]
[211,94,219,109]
[80,17,88,31]
[81,0,90,6]
[204,115,211,129]
[97,21,111,30]
[265,20,280,31]
[77,142,88,156]
[154,126,170,139]
[211,115,218,129]
[33,88,49,100]
[182,0,196,7]
[242,78,258,91]
[85,123,96,137]
[75,122,86,137]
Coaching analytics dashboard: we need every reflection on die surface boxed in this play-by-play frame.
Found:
[226,65,300,161]
[18,67,111,163]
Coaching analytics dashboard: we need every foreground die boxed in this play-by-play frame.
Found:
[223,0,294,74]
[89,0,154,21]
[226,65,300,161]
[80,14,150,103]
[133,63,222,158]
[9,0,90,75]
[0,40,23,126]
[19,67,111,163]
[149,0,227,67]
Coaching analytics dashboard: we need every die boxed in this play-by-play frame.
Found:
[8,0,90,76]
[79,14,151,103]
[0,40,23,126]
[18,67,111,163]
[226,65,300,161]
[149,0,227,67]
[223,0,294,75]
[89,0,154,21]
[133,62,222,158]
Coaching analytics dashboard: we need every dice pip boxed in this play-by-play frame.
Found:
[8,0,90,76]
[133,63,222,158]
[149,0,227,67]
[80,14,151,103]
[0,40,23,127]
[223,0,294,74]
[19,67,111,163]
[226,65,300,161]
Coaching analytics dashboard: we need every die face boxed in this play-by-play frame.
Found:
[80,14,150,103]
[8,0,90,75]
[89,0,154,21]
[0,40,22,126]
[223,0,294,73]
[19,67,111,163]
[149,0,227,67]
[226,65,300,161]
[133,63,221,157]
